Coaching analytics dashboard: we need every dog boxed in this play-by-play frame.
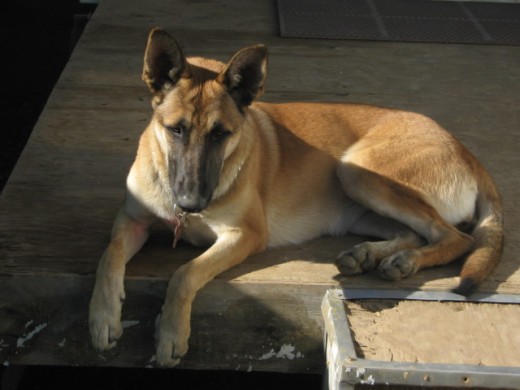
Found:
[89,28,503,367]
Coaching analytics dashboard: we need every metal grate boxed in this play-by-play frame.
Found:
[278,0,520,45]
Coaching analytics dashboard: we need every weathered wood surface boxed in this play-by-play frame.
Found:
[1,0,519,373]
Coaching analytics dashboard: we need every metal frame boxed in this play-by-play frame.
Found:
[322,289,520,390]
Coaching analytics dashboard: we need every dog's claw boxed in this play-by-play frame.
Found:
[155,332,188,367]
[89,283,124,351]
[90,319,122,351]
[154,311,190,367]
[156,339,182,367]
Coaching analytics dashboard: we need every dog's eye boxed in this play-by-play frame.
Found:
[166,124,183,135]
[211,125,231,140]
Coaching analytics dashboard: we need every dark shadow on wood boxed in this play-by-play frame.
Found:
[0,276,325,374]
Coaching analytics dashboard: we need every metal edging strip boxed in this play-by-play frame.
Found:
[337,288,520,304]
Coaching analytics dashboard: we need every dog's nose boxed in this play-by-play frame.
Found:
[176,196,205,214]
[178,204,203,214]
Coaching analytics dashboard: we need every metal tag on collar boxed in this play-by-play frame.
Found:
[172,204,187,249]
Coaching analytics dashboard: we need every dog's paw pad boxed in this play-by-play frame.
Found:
[335,243,376,276]
[378,250,418,281]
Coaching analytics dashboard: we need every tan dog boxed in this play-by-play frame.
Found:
[89,28,503,367]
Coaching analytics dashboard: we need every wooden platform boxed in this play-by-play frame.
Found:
[1,0,519,374]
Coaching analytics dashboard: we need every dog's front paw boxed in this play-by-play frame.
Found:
[89,287,124,351]
[378,250,418,281]
[336,243,377,275]
[154,313,190,367]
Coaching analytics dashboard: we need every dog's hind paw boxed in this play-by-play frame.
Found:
[378,250,418,281]
[335,243,377,275]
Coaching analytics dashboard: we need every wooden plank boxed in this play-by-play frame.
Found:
[1,0,520,373]
[63,35,520,101]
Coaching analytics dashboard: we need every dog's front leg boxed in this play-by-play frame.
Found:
[89,207,152,350]
[155,227,264,367]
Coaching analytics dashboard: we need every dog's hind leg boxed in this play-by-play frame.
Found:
[336,210,424,275]
[336,163,474,281]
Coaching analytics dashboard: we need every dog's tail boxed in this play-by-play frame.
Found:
[453,170,504,295]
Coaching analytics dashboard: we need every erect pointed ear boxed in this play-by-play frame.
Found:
[218,45,268,110]
[142,28,188,97]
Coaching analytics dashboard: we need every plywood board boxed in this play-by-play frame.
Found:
[323,290,520,389]
[346,300,520,367]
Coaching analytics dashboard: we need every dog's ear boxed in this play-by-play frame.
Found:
[142,28,188,97]
[219,45,268,110]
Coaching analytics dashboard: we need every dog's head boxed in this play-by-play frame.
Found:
[142,28,268,213]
